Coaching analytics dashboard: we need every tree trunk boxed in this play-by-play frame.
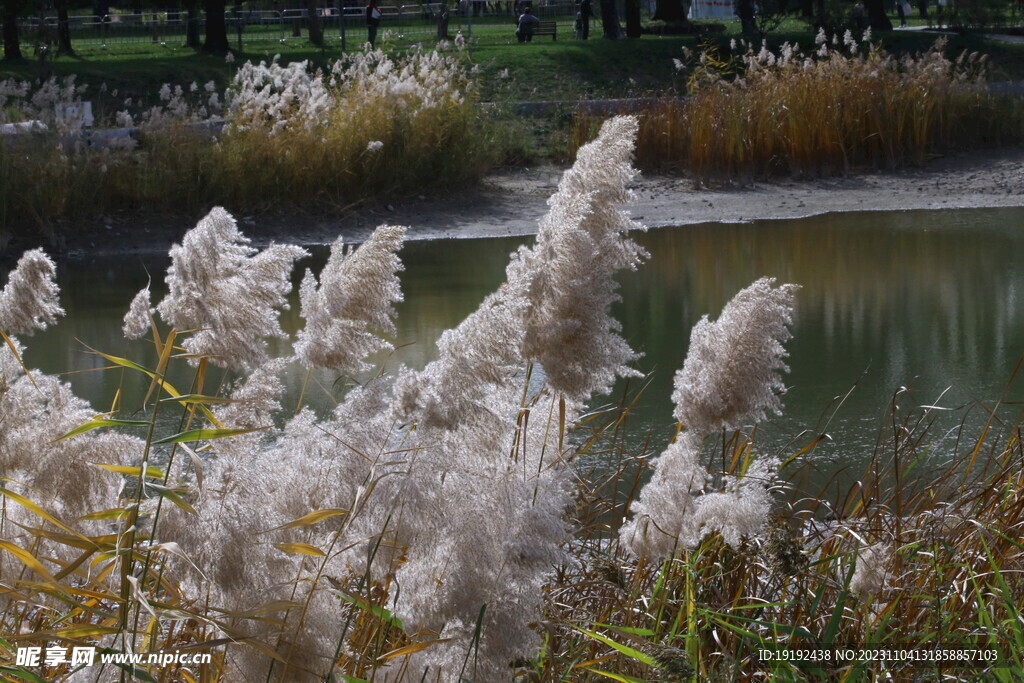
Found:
[184,0,201,48]
[865,0,892,30]
[624,0,641,36]
[652,0,685,22]
[57,3,74,54]
[599,0,621,38]
[306,0,324,44]
[203,0,230,52]
[2,0,22,61]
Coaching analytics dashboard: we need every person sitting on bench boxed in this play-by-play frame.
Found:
[516,7,539,42]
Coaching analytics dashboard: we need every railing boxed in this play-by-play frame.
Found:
[5,3,581,48]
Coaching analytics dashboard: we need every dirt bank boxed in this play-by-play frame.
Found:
[61,146,1024,258]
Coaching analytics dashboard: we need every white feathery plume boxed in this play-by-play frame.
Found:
[684,454,779,548]
[512,115,647,401]
[0,357,141,585]
[0,248,64,336]
[0,261,138,602]
[850,543,890,600]
[619,434,707,559]
[393,417,572,681]
[386,117,650,680]
[162,309,407,678]
[157,359,315,677]
[391,280,528,431]
[0,371,137,522]
[621,439,780,560]
[158,360,290,608]
[122,285,153,340]
[621,278,798,558]
[295,224,405,375]
[394,115,647,430]
[673,277,799,437]
[158,220,408,679]
[155,207,308,371]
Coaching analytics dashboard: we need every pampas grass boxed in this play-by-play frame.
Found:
[0,48,507,238]
[1,116,1022,682]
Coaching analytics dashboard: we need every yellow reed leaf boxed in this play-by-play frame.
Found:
[274,542,326,557]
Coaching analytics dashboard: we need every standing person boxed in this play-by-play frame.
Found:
[366,0,382,47]
[578,0,592,39]
[852,0,866,28]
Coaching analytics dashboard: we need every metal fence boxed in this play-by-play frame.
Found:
[8,2,581,48]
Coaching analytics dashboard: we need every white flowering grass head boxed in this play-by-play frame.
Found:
[0,248,64,336]
[394,115,646,430]
[620,426,783,559]
[330,46,469,117]
[621,277,797,559]
[226,59,332,133]
[391,280,529,431]
[673,277,799,438]
[0,266,143,595]
[619,435,706,558]
[295,224,406,375]
[380,119,657,679]
[512,115,647,401]
[122,285,154,340]
[155,207,308,371]
[115,110,134,128]
[850,543,890,600]
[18,76,88,134]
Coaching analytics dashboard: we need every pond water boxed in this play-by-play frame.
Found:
[15,207,1024,490]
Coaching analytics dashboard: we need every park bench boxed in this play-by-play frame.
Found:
[534,20,556,40]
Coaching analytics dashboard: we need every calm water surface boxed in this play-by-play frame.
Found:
[17,207,1024,487]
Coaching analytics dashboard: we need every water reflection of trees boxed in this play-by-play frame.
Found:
[626,211,1024,396]
[18,210,1024,460]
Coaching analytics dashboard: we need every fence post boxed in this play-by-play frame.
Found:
[339,0,346,50]
[234,2,243,52]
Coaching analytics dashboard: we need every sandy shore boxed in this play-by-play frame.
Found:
[64,146,1024,257]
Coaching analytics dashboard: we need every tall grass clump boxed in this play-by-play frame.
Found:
[616,33,1024,180]
[208,49,498,208]
[0,47,507,242]
[1,115,1023,682]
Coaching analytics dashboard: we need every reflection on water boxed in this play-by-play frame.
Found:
[13,207,1024,484]
[618,208,1024,489]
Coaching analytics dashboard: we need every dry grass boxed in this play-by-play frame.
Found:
[0,52,513,244]
[530,384,1024,681]
[2,100,1024,678]
[571,36,1024,182]
[3,354,1021,680]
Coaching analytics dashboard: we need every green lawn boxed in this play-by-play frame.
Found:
[3,14,1024,111]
